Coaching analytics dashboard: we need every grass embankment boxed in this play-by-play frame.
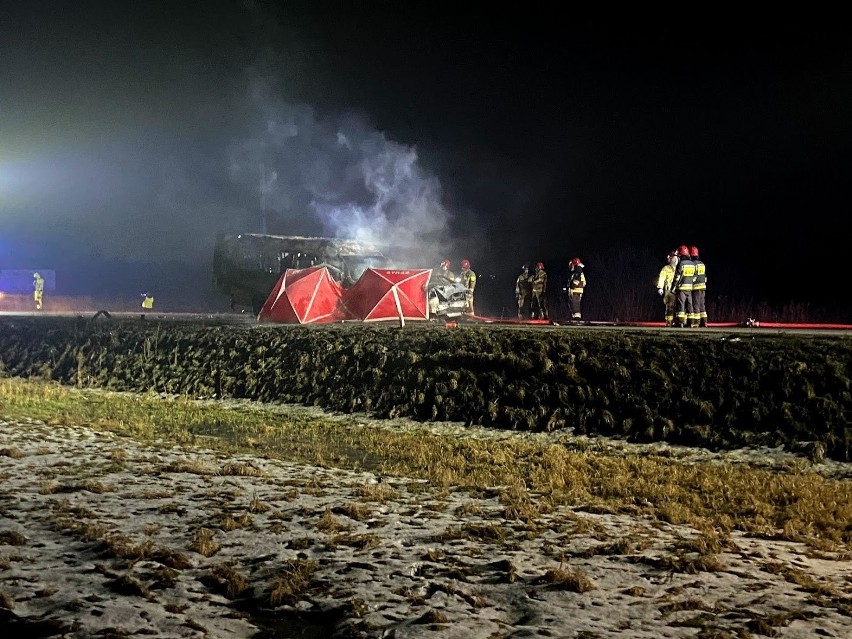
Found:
[2,378,849,551]
[1,318,850,461]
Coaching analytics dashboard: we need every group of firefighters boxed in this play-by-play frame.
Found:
[514,259,586,321]
[439,247,706,328]
[27,251,704,327]
[656,245,708,327]
[436,259,478,315]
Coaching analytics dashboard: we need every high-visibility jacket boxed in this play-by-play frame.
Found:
[692,258,706,291]
[568,268,586,294]
[460,268,476,293]
[656,263,675,292]
[672,257,695,292]
[532,268,547,294]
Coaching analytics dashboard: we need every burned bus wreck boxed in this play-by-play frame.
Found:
[213,233,473,319]
[212,234,390,314]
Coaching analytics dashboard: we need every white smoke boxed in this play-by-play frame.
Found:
[228,81,452,261]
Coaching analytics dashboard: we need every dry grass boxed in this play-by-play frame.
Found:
[2,378,850,551]
[338,501,372,521]
[331,532,381,550]
[499,482,543,522]
[221,461,266,477]
[536,563,596,592]
[204,562,250,599]
[0,447,24,459]
[438,522,509,545]
[248,493,270,513]
[221,513,253,531]
[189,527,220,557]
[0,530,27,546]
[316,508,350,534]
[109,448,128,461]
[354,482,399,502]
[268,558,319,606]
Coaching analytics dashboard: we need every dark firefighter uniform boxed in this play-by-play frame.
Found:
[515,265,532,318]
[437,259,456,285]
[567,258,585,321]
[690,246,707,327]
[531,262,548,320]
[671,246,695,327]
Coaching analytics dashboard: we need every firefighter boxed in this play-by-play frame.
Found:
[531,261,548,320]
[690,246,707,327]
[33,272,44,311]
[459,259,476,315]
[656,251,678,327]
[515,264,532,318]
[567,257,586,321]
[437,258,456,285]
[671,245,696,327]
[141,292,154,320]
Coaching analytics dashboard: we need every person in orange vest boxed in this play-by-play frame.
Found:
[567,257,586,321]
[671,245,696,328]
[690,246,707,327]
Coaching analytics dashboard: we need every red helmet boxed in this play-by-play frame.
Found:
[570,257,581,267]
[690,246,699,258]
[678,245,689,257]
[536,261,544,269]
[440,259,451,268]
[461,259,470,269]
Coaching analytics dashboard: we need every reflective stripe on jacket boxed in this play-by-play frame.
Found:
[532,269,547,294]
[569,271,586,295]
[656,264,675,292]
[672,258,695,291]
[692,259,706,290]
[461,268,476,292]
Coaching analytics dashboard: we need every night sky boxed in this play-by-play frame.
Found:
[2,2,850,317]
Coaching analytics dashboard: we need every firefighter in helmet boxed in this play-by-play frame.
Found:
[671,245,696,327]
[690,246,707,327]
[33,272,44,311]
[437,258,456,285]
[656,250,678,327]
[459,259,476,315]
[531,261,548,320]
[515,264,532,318]
[567,257,586,321]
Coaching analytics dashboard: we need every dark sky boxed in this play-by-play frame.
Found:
[2,2,850,314]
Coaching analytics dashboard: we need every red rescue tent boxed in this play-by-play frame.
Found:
[257,266,344,324]
[341,268,431,324]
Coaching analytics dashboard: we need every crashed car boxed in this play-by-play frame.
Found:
[427,281,471,319]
